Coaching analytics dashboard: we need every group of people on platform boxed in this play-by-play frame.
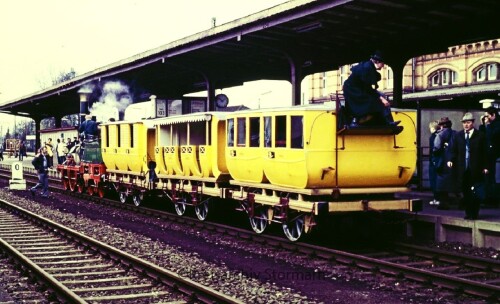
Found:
[29,115,98,198]
[428,107,500,220]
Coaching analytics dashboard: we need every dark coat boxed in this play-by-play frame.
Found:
[451,129,487,187]
[485,119,500,161]
[31,153,49,174]
[343,60,383,118]
[433,127,457,192]
[429,132,438,192]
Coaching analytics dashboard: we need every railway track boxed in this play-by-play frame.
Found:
[0,198,243,304]
[65,192,500,302]
[2,164,500,302]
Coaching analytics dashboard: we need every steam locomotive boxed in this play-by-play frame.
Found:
[57,102,421,241]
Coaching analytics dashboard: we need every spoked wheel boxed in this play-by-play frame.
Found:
[62,179,69,191]
[119,191,128,204]
[249,207,268,234]
[132,193,143,207]
[282,214,305,242]
[174,197,187,216]
[194,199,209,221]
[69,179,77,192]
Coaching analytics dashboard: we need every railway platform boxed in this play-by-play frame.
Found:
[397,190,500,250]
[1,155,500,249]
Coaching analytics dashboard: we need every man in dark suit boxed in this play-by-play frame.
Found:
[449,113,488,220]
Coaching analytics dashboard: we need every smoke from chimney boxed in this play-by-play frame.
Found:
[89,80,133,122]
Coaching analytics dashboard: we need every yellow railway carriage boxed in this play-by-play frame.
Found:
[151,112,229,179]
[101,120,155,172]
[225,104,416,189]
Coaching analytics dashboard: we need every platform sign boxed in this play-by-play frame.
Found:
[155,98,167,118]
[11,162,23,179]
[9,162,26,190]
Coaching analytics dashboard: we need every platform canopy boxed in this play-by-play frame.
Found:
[1,0,499,120]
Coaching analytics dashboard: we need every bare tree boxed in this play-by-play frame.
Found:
[52,68,77,86]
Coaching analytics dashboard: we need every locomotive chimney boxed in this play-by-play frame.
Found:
[78,87,92,124]
[118,111,125,121]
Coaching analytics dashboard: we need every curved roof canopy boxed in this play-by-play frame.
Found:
[1,0,499,119]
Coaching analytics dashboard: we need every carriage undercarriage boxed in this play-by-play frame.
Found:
[58,163,421,241]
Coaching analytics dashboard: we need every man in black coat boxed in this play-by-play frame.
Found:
[343,51,396,127]
[433,117,456,210]
[480,106,500,205]
[449,113,488,220]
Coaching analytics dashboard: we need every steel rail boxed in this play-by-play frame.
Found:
[0,199,243,304]
[2,165,500,300]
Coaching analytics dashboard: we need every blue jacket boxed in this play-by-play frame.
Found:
[79,119,98,138]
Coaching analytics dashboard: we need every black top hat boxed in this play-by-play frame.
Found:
[370,50,384,62]
[438,117,451,125]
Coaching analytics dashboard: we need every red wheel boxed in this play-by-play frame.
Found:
[97,185,106,198]
[87,185,95,196]
[69,179,77,192]
[62,179,69,191]
[77,182,85,194]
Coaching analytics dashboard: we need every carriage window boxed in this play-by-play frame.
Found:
[237,117,246,147]
[117,125,121,147]
[227,119,234,147]
[130,125,134,148]
[291,116,303,149]
[250,117,260,147]
[104,126,109,147]
[275,115,287,148]
[264,116,272,148]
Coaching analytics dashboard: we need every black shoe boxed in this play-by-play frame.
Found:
[464,216,471,219]
[388,121,401,126]
[30,188,35,197]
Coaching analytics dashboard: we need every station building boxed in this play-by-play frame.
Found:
[306,39,500,106]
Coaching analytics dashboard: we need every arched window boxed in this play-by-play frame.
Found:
[474,63,499,82]
[428,69,458,87]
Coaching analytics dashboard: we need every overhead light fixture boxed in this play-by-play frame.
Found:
[294,21,322,33]
[437,97,453,101]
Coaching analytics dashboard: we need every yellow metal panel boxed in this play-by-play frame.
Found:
[198,145,213,178]
[165,145,183,175]
[336,110,417,187]
[181,145,202,177]
[328,200,412,212]
[154,146,168,174]
[115,124,130,171]
[102,124,117,170]
[264,110,336,188]
[210,117,228,178]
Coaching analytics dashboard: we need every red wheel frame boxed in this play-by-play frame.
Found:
[69,179,77,192]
